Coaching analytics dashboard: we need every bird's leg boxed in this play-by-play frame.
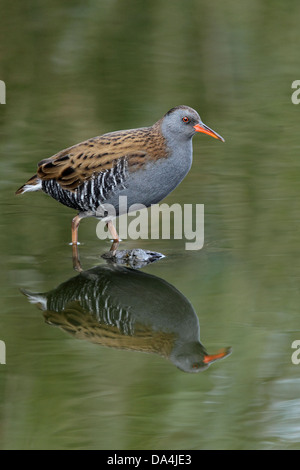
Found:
[71,214,82,245]
[71,215,83,271]
[109,239,119,253]
[106,220,120,253]
[72,243,83,272]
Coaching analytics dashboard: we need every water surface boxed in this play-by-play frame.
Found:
[0,0,300,450]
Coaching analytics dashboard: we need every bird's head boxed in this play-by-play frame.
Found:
[161,105,225,142]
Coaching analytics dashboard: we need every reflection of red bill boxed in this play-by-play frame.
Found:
[203,347,232,364]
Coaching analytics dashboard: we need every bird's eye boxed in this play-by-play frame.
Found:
[182,116,190,123]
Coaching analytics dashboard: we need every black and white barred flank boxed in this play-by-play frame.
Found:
[42,157,128,213]
[27,273,136,337]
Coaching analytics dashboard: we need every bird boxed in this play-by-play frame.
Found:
[16,105,224,247]
[22,263,231,372]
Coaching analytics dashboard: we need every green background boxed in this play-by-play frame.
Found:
[0,0,300,449]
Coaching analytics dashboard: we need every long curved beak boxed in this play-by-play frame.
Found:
[194,122,225,142]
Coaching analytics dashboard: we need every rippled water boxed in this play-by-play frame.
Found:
[1,0,300,450]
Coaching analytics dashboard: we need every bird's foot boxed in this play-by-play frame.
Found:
[102,248,165,269]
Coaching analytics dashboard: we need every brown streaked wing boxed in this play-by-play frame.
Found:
[44,304,175,356]
[36,125,167,192]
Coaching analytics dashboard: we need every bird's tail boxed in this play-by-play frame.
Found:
[15,174,42,195]
[20,288,47,310]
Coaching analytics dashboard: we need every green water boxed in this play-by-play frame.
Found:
[1,0,300,450]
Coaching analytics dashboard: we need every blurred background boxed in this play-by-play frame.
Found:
[1,0,300,450]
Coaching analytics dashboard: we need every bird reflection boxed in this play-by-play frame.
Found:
[23,264,231,372]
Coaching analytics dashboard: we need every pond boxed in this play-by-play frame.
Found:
[0,0,300,450]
